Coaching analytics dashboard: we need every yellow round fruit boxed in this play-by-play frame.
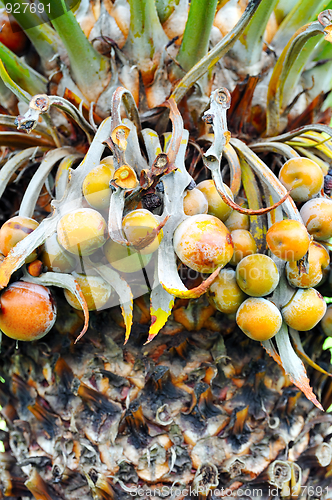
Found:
[300,198,332,241]
[57,208,107,256]
[235,254,279,297]
[208,268,246,314]
[196,179,234,221]
[41,233,77,273]
[224,210,250,231]
[230,229,257,266]
[286,241,329,288]
[104,239,152,273]
[183,188,208,216]
[82,159,115,210]
[236,297,282,341]
[173,214,234,273]
[278,158,324,202]
[122,209,162,255]
[0,215,39,263]
[281,288,327,331]
[64,274,112,311]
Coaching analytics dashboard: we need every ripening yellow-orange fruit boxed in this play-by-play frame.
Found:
[0,282,56,341]
[300,198,332,241]
[236,297,282,341]
[64,274,112,311]
[41,233,77,273]
[281,288,327,331]
[183,188,208,216]
[266,220,310,261]
[278,158,324,202]
[104,239,152,273]
[82,158,115,210]
[208,268,246,314]
[229,229,257,265]
[173,214,234,273]
[286,241,329,288]
[57,208,107,256]
[122,209,162,255]
[224,210,250,231]
[0,216,39,263]
[196,179,234,221]
[236,254,279,297]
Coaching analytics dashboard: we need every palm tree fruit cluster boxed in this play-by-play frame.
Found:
[1,0,332,498]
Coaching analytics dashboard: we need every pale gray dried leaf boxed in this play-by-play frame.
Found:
[19,147,76,218]
[275,322,323,410]
[0,147,48,200]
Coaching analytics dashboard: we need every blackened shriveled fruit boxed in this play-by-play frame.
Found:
[142,193,162,210]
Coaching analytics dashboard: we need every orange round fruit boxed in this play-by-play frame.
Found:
[266,219,310,261]
[0,281,56,341]
[236,297,282,341]
[0,9,29,55]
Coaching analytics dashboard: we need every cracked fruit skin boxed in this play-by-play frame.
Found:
[286,241,330,288]
[0,281,56,341]
[82,159,115,210]
[183,188,208,216]
[236,297,282,341]
[236,254,279,297]
[57,208,107,256]
[41,233,77,273]
[300,198,332,241]
[0,215,39,263]
[281,288,327,331]
[104,239,152,273]
[230,229,257,266]
[266,220,310,261]
[122,209,162,255]
[173,214,233,273]
[64,274,112,311]
[278,158,324,203]
[196,179,234,221]
[208,268,246,314]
